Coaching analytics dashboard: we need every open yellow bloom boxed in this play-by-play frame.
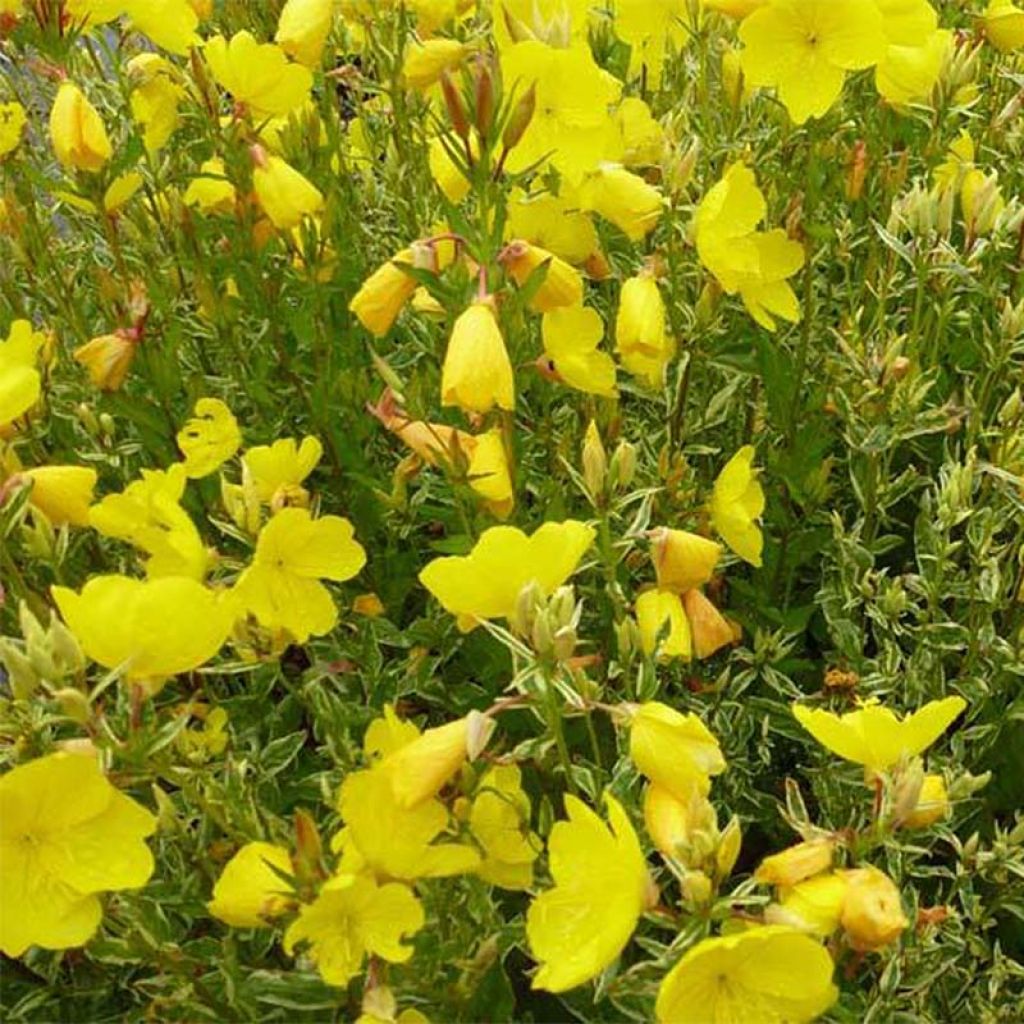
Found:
[252,149,323,230]
[629,702,726,800]
[382,716,471,809]
[470,764,539,890]
[527,794,651,992]
[284,874,424,987]
[636,588,692,661]
[705,0,768,16]
[440,302,515,414]
[874,0,949,106]
[243,435,323,505]
[502,240,583,313]
[0,751,155,957]
[792,696,967,773]
[122,0,199,55]
[419,520,595,630]
[183,158,237,214]
[655,925,839,1023]
[276,0,335,66]
[177,397,241,478]
[710,445,766,567]
[50,82,112,173]
[739,0,887,125]
[506,189,599,265]
[207,842,296,927]
[579,163,664,240]
[0,319,45,428]
[985,0,1024,52]
[204,31,313,117]
[613,0,694,89]
[19,466,97,526]
[53,575,233,689]
[127,54,184,153]
[541,304,617,398]
[233,507,366,643]
[89,464,210,580]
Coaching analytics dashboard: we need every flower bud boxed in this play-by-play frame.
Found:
[755,838,835,888]
[0,639,40,699]
[840,866,908,952]
[582,420,607,501]
[503,81,536,153]
[902,773,950,830]
[473,56,496,139]
[681,869,713,906]
[715,815,742,880]
[610,440,637,490]
[52,687,91,724]
[890,757,926,826]
[440,70,470,142]
[50,81,112,173]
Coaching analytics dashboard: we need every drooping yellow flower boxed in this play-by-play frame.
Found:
[204,31,313,118]
[127,54,184,153]
[419,520,595,631]
[655,926,839,1024]
[615,272,675,387]
[349,247,421,338]
[0,100,26,157]
[683,588,740,659]
[276,0,335,66]
[243,435,323,505]
[629,702,726,800]
[121,0,200,55]
[251,148,323,230]
[19,466,97,526]
[183,158,237,214]
[177,397,241,478]
[284,874,424,987]
[984,0,1024,52]
[500,41,621,183]
[49,82,112,173]
[840,865,908,951]
[501,240,583,313]
[382,716,472,809]
[540,304,618,398]
[767,871,849,936]
[578,163,664,241]
[52,575,233,689]
[710,445,766,567]
[0,319,45,429]
[695,164,805,331]
[0,751,155,958]
[527,794,651,992]
[792,696,967,773]
[755,838,835,887]
[233,507,366,643]
[440,301,516,414]
[636,588,692,661]
[650,528,722,594]
[470,764,539,890]
[89,464,210,580]
[207,842,296,927]
[739,0,887,124]
[403,38,469,90]
[73,331,138,392]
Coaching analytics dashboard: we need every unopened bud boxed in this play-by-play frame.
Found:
[845,140,868,201]
[440,71,470,142]
[473,58,496,139]
[0,640,40,699]
[502,81,536,153]
[682,869,713,905]
[53,687,91,723]
[715,816,742,880]
[891,758,926,827]
[610,440,637,490]
[582,420,607,501]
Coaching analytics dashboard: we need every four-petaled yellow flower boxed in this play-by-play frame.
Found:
[208,841,296,927]
[204,31,313,117]
[710,445,766,567]
[177,397,242,478]
[540,304,618,398]
[243,435,323,506]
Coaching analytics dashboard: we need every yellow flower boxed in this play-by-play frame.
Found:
[470,764,539,890]
[650,527,722,594]
[276,0,335,66]
[89,464,210,580]
[243,435,323,505]
[429,135,472,204]
[251,148,324,230]
[493,0,591,49]
[655,925,839,1023]
[500,41,621,183]
[683,588,740,659]
[204,31,313,117]
[636,588,692,661]
[792,696,967,774]
[20,466,97,526]
[755,838,835,888]
[177,397,241,479]
[710,445,766,567]
[613,0,694,89]
[0,319,44,428]
[233,507,366,643]
[121,0,200,55]
[183,158,237,214]
[464,428,515,518]
[0,751,155,958]
[840,865,908,951]
[441,301,515,414]
[0,100,26,157]
[767,871,849,936]
[540,304,618,397]
[73,331,137,392]
[629,702,726,800]
[382,716,472,809]
[208,841,295,927]
[873,1,949,106]
[613,96,664,167]
[403,38,468,90]
[49,82,112,173]
[643,782,718,861]
[705,0,768,16]
[961,167,1005,237]
[127,54,184,153]
[501,240,583,313]
[102,171,144,214]
[506,189,599,265]
[739,0,887,124]
[349,247,420,337]
[527,794,651,992]
[615,272,675,387]
[578,163,664,241]
[903,773,949,829]
[284,874,424,987]
[419,520,595,631]
[52,575,233,689]
[985,0,1024,52]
